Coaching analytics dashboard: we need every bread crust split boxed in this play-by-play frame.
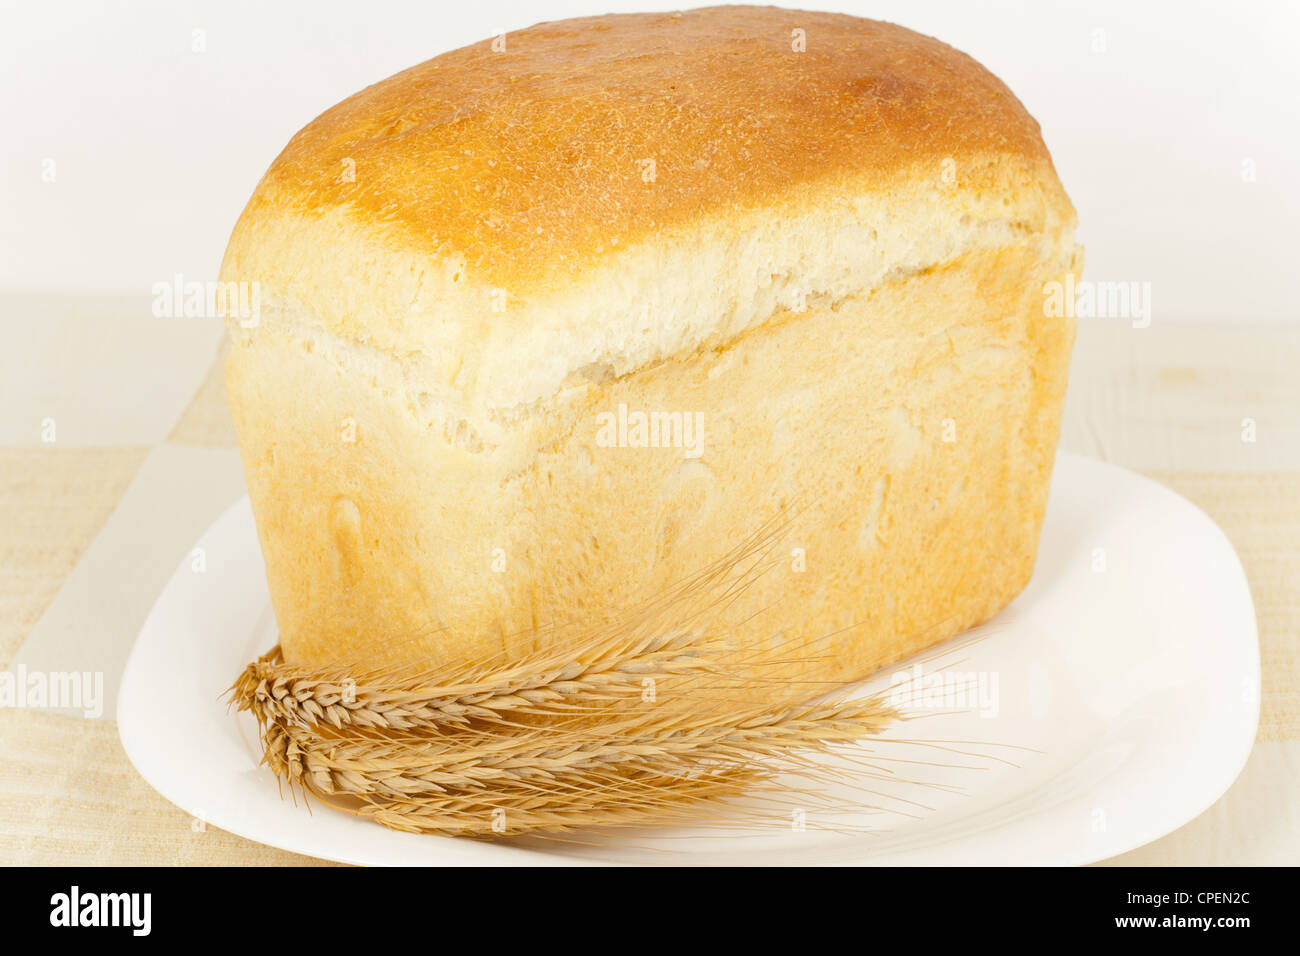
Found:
[220,6,1081,689]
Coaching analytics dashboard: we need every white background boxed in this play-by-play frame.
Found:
[2,0,1297,322]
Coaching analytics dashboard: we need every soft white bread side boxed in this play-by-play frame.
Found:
[220,7,1081,685]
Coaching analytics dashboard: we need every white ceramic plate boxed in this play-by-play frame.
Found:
[118,452,1259,865]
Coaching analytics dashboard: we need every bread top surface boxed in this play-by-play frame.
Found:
[222,5,1077,429]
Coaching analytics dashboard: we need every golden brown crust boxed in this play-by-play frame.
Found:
[240,6,1055,296]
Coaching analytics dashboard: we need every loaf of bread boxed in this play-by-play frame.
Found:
[220,6,1081,690]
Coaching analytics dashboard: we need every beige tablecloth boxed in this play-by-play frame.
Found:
[2,300,1296,865]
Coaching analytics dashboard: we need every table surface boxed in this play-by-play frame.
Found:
[2,296,1296,865]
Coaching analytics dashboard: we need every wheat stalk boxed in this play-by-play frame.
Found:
[234,628,730,731]
[233,646,897,836]
[267,693,892,797]
[228,518,911,838]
